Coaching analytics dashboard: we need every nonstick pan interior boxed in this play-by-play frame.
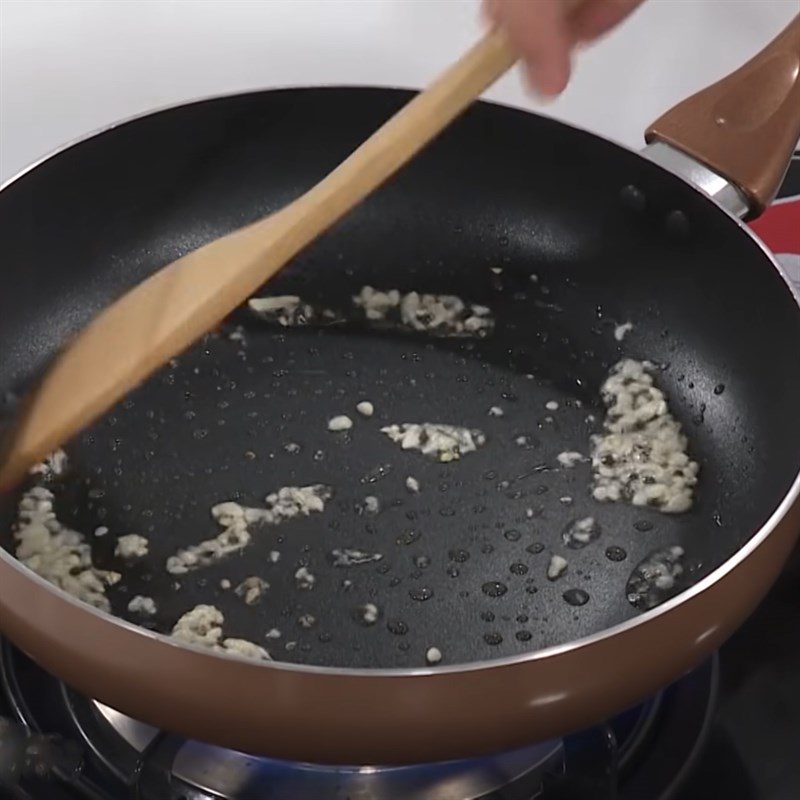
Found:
[1,88,799,669]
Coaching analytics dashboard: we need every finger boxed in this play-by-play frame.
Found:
[570,0,645,43]
[481,0,501,25]
[497,0,572,96]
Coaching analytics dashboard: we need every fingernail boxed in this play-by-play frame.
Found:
[524,65,565,102]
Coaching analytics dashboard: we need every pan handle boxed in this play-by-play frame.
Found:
[644,13,800,219]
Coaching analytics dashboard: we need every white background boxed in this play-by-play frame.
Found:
[0,0,798,183]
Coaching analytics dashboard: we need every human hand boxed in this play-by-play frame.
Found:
[483,0,645,96]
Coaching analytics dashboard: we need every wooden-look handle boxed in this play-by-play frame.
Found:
[0,29,519,489]
[646,13,800,216]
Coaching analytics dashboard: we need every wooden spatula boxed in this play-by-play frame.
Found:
[0,29,521,489]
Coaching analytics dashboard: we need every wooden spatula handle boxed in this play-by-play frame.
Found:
[0,30,519,489]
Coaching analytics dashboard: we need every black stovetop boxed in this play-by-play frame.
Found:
[673,543,800,800]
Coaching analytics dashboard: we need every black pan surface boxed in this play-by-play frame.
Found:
[1,88,799,669]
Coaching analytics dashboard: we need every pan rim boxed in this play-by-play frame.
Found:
[1,85,799,679]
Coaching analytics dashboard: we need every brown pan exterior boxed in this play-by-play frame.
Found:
[0,497,797,764]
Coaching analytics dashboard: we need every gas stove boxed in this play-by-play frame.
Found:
[0,637,716,800]
[1,543,798,800]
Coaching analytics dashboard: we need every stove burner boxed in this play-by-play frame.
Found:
[0,638,717,800]
[92,701,563,800]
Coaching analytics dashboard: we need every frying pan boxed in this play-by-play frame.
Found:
[0,17,799,766]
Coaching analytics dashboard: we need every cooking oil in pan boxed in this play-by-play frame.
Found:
[626,546,686,611]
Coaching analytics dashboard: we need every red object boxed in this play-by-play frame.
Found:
[750,195,800,255]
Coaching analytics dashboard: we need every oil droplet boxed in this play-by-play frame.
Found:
[509,563,528,575]
[448,549,470,563]
[480,610,495,622]
[387,619,409,635]
[627,545,685,610]
[634,519,654,532]
[713,383,725,395]
[563,589,590,606]
[516,614,528,623]
[515,630,532,642]
[526,542,545,555]
[413,555,431,569]
[362,463,393,485]
[605,546,627,562]
[409,587,434,602]
[619,184,646,213]
[446,566,460,578]
[396,530,421,546]
[504,529,521,542]
[481,543,494,555]
[482,581,508,598]
[484,632,503,646]
[525,585,539,595]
